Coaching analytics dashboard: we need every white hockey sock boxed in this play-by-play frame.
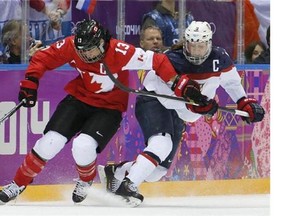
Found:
[126,154,156,186]
[114,161,133,181]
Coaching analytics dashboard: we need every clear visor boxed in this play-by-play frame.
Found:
[75,40,105,63]
[185,41,209,58]
[183,41,211,65]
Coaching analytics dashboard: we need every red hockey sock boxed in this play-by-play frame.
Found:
[76,161,96,182]
[14,151,46,186]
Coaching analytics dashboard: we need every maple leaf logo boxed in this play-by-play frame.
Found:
[87,72,116,93]
[76,67,116,93]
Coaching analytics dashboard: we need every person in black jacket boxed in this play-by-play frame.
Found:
[253,25,270,64]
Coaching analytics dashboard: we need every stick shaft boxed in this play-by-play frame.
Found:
[103,63,249,118]
[0,100,25,125]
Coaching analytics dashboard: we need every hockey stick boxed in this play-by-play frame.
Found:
[103,63,249,118]
[0,99,26,125]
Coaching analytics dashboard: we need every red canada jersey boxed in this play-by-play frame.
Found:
[26,36,177,112]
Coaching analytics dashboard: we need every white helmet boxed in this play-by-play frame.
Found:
[183,21,213,65]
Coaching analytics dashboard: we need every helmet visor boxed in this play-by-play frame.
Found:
[184,41,211,65]
[185,41,209,59]
[75,40,105,63]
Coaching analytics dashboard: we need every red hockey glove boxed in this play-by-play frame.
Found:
[18,76,38,107]
[237,97,265,123]
[171,75,208,106]
[186,98,218,117]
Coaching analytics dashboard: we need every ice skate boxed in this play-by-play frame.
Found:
[0,181,26,204]
[97,164,121,193]
[115,177,144,207]
[72,179,93,203]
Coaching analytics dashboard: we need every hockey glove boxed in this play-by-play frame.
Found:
[171,75,207,106]
[237,97,265,123]
[186,98,218,117]
[18,76,39,107]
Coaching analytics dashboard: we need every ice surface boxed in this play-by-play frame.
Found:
[1,187,269,216]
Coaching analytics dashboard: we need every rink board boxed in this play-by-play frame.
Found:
[12,178,269,202]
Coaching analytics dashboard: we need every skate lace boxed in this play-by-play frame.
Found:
[73,180,92,197]
[2,182,23,198]
[126,181,138,193]
[106,165,121,193]
[110,178,121,193]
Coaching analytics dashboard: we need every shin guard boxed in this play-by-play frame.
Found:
[76,161,96,182]
[14,151,46,186]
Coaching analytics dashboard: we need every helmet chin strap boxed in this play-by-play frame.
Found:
[99,41,105,53]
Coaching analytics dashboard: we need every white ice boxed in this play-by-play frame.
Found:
[1,187,270,216]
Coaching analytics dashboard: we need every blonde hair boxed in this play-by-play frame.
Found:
[1,20,22,46]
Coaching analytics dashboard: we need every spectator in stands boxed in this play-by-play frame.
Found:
[0,0,22,60]
[1,20,43,64]
[244,41,266,64]
[0,0,69,62]
[0,0,70,31]
[141,0,193,50]
[27,0,72,46]
[139,25,164,53]
[253,25,270,64]
[29,0,71,31]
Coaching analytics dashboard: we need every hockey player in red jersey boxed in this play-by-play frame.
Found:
[98,21,266,206]
[0,19,210,205]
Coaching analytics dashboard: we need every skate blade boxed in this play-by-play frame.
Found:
[0,197,17,205]
[123,196,143,207]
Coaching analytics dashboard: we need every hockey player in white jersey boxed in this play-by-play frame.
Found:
[98,21,265,206]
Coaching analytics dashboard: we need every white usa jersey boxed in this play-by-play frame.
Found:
[142,46,247,122]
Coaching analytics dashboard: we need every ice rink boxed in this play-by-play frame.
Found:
[1,187,270,216]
